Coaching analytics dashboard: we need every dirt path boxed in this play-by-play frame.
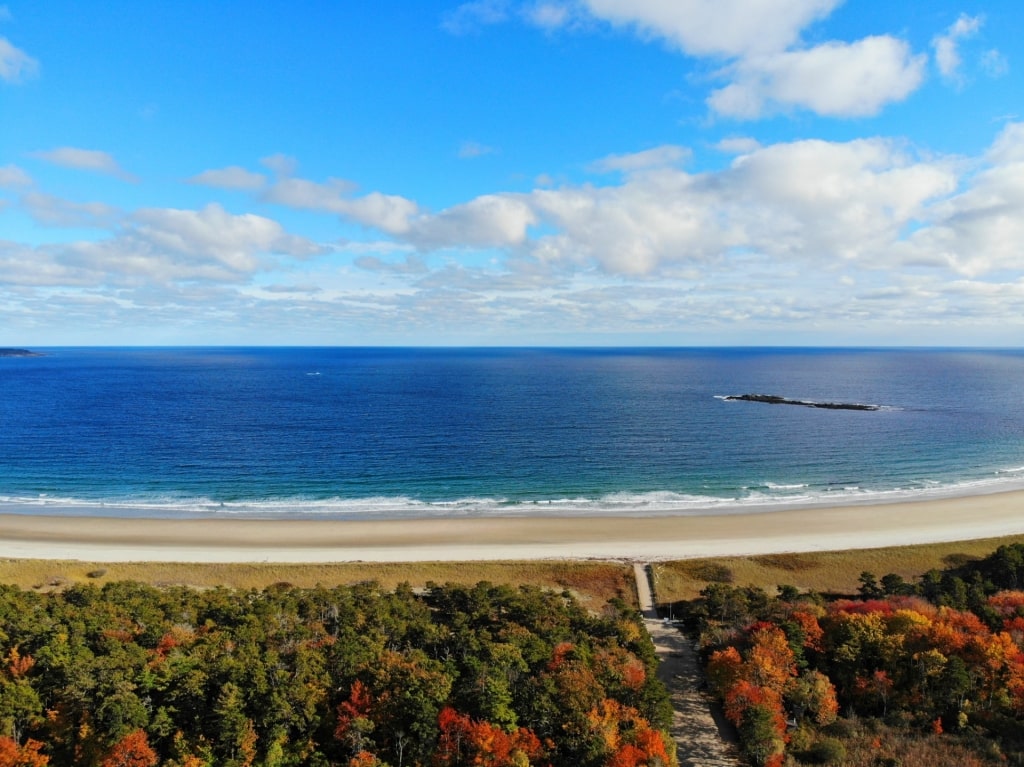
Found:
[635,565,743,767]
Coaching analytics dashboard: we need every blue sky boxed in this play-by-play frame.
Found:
[1,1,1022,346]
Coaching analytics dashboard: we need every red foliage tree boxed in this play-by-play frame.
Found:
[100,730,158,767]
[434,706,544,767]
[335,680,374,741]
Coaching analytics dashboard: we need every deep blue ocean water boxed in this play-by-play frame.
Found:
[2,347,1024,519]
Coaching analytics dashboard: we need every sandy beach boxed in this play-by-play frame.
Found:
[1,490,1023,563]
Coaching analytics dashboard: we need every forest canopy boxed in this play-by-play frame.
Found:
[0,579,672,767]
[683,542,1024,767]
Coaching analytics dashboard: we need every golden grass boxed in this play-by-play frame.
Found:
[0,558,636,608]
[651,533,1024,603]
[6,532,1024,610]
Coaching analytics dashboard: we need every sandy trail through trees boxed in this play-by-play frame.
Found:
[636,563,742,767]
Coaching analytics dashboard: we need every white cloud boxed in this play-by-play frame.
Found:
[981,49,1008,78]
[22,192,121,228]
[715,137,761,154]
[0,36,37,83]
[32,147,137,181]
[362,134,967,282]
[260,153,299,177]
[263,177,357,210]
[261,174,420,235]
[899,123,1024,277]
[336,192,421,235]
[568,0,926,119]
[442,0,510,34]
[187,166,267,191]
[260,283,323,294]
[0,204,326,290]
[524,2,575,30]
[129,203,321,270]
[0,164,31,187]
[932,13,983,83]
[709,36,926,118]
[458,141,496,159]
[589,145,690,173]
[354,254,430,274]
[406,194,537,249]
[987,122,1024,164]
[582,0,839,57]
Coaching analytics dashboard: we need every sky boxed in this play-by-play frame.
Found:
[1,1,1022,347]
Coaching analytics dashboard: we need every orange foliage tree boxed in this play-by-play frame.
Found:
[434,706,544,767]
[100,730,158,767]
[0,737,48,767]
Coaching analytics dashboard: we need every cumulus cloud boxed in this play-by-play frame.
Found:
[715,137,762,154]
[187,166,267,191]
[545,0,925,119]
[405,194,537,250]
[260,153,299,177]
[260,283,323,294]
[582,0,839,57]
[440,0,926,119]
[589,145,690,173]
[932,13,983,83]
[345,130,1024,292]
[898,123,1024,277]
[10,125,1024,343]
[1,203,323,289]
[354,254,430,274]
[128,203,321,271]
[336,192,422,235]
[0,36,37,83]
[22,192,121,228]
[709,37,926,118]
[32,147,137,182]
[263,177,357,210]
[0,164,31,187]
[260,173,421,235]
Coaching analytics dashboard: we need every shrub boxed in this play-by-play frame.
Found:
[803,737,846,765]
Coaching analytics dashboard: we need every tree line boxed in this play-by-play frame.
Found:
[683,542,1024,766]
[0,579,673,766]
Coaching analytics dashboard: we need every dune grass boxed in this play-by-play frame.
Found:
[0,558,636,608]
[650,533,1024,603]
[7,532,1024,611]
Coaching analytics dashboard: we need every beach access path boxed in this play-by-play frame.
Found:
[634,564,742,767]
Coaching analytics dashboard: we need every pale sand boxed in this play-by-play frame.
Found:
[1,490,1023,563]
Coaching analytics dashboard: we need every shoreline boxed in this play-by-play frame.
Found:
[2,489,1024,563]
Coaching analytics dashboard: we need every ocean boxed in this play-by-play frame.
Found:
[2,347,1023,519]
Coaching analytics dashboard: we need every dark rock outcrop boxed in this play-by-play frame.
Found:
[0,348,43,357]
[722,393,880,411]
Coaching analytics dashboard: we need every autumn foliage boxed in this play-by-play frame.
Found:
[688,543,1024,766]
[99,731,157,767]
[0,580,671,766]
[0,737,48,767]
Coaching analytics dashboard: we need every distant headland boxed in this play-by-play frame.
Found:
[722,393,880,411]
[0,348,43,357]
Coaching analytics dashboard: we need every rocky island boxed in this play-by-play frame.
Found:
[722,393,880,411]
[0,348,43,357]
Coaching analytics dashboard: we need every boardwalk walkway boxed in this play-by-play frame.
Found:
[634,564,742,767]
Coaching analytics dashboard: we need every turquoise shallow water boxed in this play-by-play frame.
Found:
[1,347,1023,519]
